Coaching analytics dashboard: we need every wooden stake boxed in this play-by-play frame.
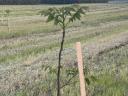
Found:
[76,42,86,96]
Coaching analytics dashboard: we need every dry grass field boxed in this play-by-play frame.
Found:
[0,4,128,96]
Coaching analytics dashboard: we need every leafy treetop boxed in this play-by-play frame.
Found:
[39,5,88,29]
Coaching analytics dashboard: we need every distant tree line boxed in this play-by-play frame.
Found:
[0,0,109,4]
[80,0,109,3]
[0,0,40,4]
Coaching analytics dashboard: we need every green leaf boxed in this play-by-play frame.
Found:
[66,68,78,77]
[90,76,97,82]
[46,15,54,22]
[85,78,90,85]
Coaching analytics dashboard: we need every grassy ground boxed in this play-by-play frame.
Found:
[0,4,128,96]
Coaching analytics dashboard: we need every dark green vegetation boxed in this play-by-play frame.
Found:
[0,4,128,96]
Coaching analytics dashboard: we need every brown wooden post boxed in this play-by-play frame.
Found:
[76,42,86,96]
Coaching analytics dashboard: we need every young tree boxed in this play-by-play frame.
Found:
[5,9,11,33]
[1,8,4,24]
[40,5,88,96]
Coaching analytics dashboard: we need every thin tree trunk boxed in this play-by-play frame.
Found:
[7,17,10,33]
[2,8,4,24]
[57,28,65,96]
[2,15,4,24]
